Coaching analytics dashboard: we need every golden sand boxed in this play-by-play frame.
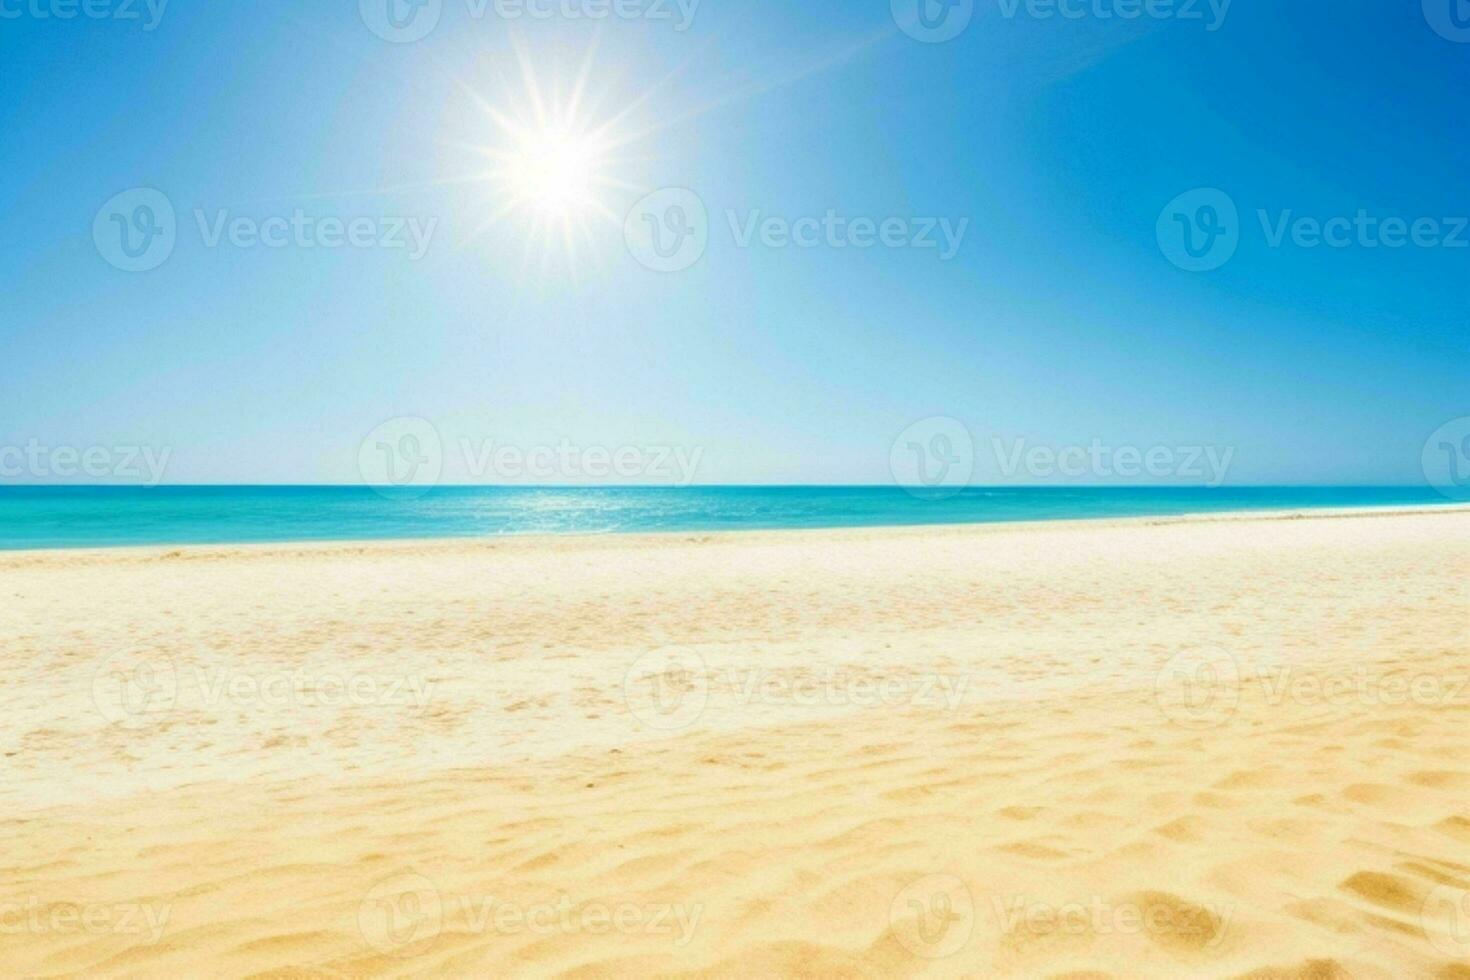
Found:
[2,508,1468,977]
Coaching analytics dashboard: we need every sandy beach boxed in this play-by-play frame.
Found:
[2,507,1468,977]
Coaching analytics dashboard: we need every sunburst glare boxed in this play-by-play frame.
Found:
[448,41,653,276]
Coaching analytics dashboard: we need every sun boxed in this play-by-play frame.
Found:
[446,43,649,274]
[504,128,602,217]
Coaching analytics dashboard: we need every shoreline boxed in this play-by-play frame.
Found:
[1,500,1466,562]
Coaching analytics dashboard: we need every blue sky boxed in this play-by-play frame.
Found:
[1,0,1466,485]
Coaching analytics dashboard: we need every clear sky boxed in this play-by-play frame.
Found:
[2,0,1466,485]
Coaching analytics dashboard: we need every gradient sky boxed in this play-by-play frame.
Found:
[1,0,1466,485]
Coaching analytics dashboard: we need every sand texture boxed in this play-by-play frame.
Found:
[2,508,1468,977]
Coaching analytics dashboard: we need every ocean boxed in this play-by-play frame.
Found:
[0,485,1455,551]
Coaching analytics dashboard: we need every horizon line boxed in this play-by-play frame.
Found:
[0,483,1445,491]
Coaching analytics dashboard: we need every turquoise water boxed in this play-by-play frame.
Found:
[0,486,1455,551]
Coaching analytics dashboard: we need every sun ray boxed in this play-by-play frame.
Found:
[512,38,552,133]
[601,28,890,153]
[563,29,604,127]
